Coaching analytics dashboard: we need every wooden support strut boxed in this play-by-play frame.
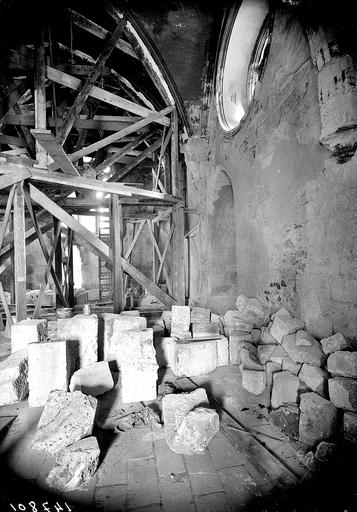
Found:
[111,195,124,313]
[34,29,47,168]
[13,182,27,321]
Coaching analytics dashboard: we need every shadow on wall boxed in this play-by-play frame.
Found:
[207,168,238,313]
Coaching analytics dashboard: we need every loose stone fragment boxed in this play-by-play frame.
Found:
[0,377,28,406]
[282,356,302,376]
[11,319,47,352]
[296,330,314,347]
[343,412,357,443]
[0,349,28,383]
[260,325,278,345]
[241,369,266,395]
[57,314,98,368]
[251,329,261,344]
[270,316,305,344]
[270,405,300,440]
[271,371,300,409]
[327,351,357,378]
[69,361,114,397]
[282,333,325,367]
[272,308,292,319]
[174,407,219,453]
[298,364,327,396]
[162,388,209,455]
[257,345,286,365]
[240,348,264,371]
[173,340,217,377]
[315,441,338,463]
[235,295,270,328]
[31,390,97,455]
[46,436,100,491]
[224,311,254,334]
[328,377,357,412]
[320,332,351,355]
[229,335,255,365]
[266,362,283,391]
[299,392,338,448]
[28,339,70,407]
[191,307,211,324]
[171,305,190,333]
[192,323,219,337]
[217,336,229,367]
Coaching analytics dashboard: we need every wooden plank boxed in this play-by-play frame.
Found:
[124,220,145,259]
[172,207,185,304]
[46,66,171,126]
[57,18,126,145]
[109,138,162,182]
[67,229,74,306]
[0,135,26,147]
[111,196,123,312]
[31,129,80,175]
[147,220,172,296]
[13,182,27,321]
[69,9,138,60]
[95,133,148,176]
[23,188,68,306]
[47,106,173,171]
[54,218,63,307]
[34,31,47,168]
[0,168,31,191]
[156,223,175,284]
[0,185,16,249]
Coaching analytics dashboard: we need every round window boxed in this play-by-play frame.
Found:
[216,0,271,132]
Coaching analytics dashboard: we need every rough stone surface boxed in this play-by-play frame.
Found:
[11,319,47,352]
[260,325,278,345]
[299,364,327,396]
[343,412,357,443]
[224,311,253,332]
[296,330,315,346]
[191,307,211,324]
[257,345,286,365]
[251,329,261,344]
[162,388,209,455]
[321,332,351,355]
[155,337,176,367]
[270,315,305,344]
[28,339,70,407]
[327,351,357,378]
[0,349,28,383]
[174,407,219,453]
[57,314,98,368]
[282,333,326,367]
[241,369,266,395]
[299,392,338,448]
[46,436,100,491]
[31,390,97,454]
[266,362,283,390]
[173,340,217,377]
[171,305,191,333]
[282,356,302,376]
[328,377,357,412]
[270,405,300,440]
[216,336,229,366]
[315,441,338,462]
[239,348,264,371]
[0,377,28,406]
[229,337,255,365]
[271,371,300,409]
[69,361,114,397]
[235,295,270,328]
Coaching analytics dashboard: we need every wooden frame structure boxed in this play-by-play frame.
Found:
[0,6,186,320]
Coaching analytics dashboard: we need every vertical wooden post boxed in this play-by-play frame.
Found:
[13,182,27,321]
[67,228,74,307]
[171,109,185,304]
[34,29,47,168]
[54,217,63,307]
[111,194,123,313]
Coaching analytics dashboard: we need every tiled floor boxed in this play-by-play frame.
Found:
[0,363,356,511]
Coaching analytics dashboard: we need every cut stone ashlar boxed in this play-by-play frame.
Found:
[57,314,98,368]
[69,361,114,397]
[103,313,147,362]
[11,318,47,353]
[172,339,217,377]
[171,305,191,333]
[327,351,357,379]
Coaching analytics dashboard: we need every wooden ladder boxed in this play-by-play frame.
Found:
[97,213,112,302]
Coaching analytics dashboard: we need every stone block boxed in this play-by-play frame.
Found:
[229,339,256,365]
[235,294,270,328]
[11,319,47,352]
[299,392,338,448]
[69,361,114,397]
[110,328,157,367]
[327,351,357,378]
[160,310,172,333]
[173,340,217,377]
[31,390,97,455]
[28,339,70,407]
[0,377,28,406]
[270,405,299,440]
[57,314,98,368]
[258,345,286,365]
[224,311,253,332]
[343,412,357,443]
[171,305,190,332]
[241,369,266,395]
[282,356,302,376]
[270,315,305,344]
[266,361,282,391]
[321,332,351,355]
[103,313,147,361]
[251,328,261,344]
[155,337,177,367]
[191,307,211,324]
[217,336,229,366]
[174,407,219,453]
[271,371,300,409]
[315,441,338,462]
[46,436,100,491]
[328,377,357,412]
[272,307,292,319]
[162,388,209,455]
[296,330,315,346]
[259,324,278,345]
[282,333,325,367]
[0,349,28,383]
[211,314,225,334]
[171,330,192,340]
[120,366,158,403]
[192,323,219,337]
[298,364,328,396]
[240,348,264,371]
[120,310,140,316]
